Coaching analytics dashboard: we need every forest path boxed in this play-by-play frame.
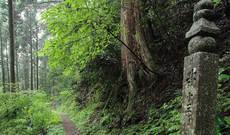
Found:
[52,100,79,135]
[61,113,80,135]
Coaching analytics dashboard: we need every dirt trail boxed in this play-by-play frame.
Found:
[52,100,79,135]
[61,114,80,135]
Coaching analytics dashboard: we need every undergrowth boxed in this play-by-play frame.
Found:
[57,90,229,135]
[0,91,63,135]
[57,88,104,134]
[56,67,229,135]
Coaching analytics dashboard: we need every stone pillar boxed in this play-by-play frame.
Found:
[182,0,220,135]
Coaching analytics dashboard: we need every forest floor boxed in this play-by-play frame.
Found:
[61,113,79,135]
[52,100,79,135]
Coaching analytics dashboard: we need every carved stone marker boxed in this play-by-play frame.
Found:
[182,52,219,135]
[182,0,220,135]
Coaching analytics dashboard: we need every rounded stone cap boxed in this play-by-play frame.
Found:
[193,9,215,22]
[188,36,216,54]
[186,18,221,39]
[194,0,214,12]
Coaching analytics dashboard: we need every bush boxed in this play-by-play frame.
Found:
[0,91,62,135]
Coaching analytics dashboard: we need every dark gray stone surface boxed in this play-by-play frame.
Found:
[193,9,215,22]
[194,0,214,12]
[188,36,216,54]
[186,18,221,39]
[182,52,219,135]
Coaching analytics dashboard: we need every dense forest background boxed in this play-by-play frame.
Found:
[0,0,229,135]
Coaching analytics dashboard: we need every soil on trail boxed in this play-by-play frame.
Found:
[51,100,79,135]
[61,114,79,135]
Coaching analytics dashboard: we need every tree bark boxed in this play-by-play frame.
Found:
[29,11,33,90]
[15,48,19,89]
[8,0,16,92]
[35,0,39,90]
[135,0,156,75]
[36,27,39,90]
[121,0,157,112]
[121,0,138,113]
[6,44,10,91]
[23,54,30,90]
[0,29,6,92]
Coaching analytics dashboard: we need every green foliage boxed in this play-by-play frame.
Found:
[147,97,181,135]
[57,90,106,134]
[219,67,230,82]
[28,92,61,133]
[57,91,182,135]
[212,0,222,6]
[41,0,120,72]
[216,67,230,134]
[47,124,65,135]
[0,91,62,135]
[119,97,181,135]
[57,81,229,135]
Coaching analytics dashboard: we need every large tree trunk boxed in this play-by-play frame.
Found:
[30,39,33,90]
[34,0,39,90]
[15,48,19,89]
[0,29,6,92]
[29,11,33,90]
[23,54,30,90]
[121,0,138,113]
[135,0,156,76]
[121,0,156,113]
[6,44,10,91]
[14,3,20,91]
[8,0,16,92]
[35,21,39,90]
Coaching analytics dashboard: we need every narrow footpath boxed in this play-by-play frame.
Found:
[61,114,79,135]
[52,100,79,135]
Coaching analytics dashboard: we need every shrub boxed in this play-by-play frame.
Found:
[0,91,62,135]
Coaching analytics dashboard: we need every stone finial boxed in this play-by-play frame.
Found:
[186,18,220,39]
[185,0,220,55]
[182,1,220,134]
[188,36,216,54]
[194,0,214,12]
[193,9,215,22]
